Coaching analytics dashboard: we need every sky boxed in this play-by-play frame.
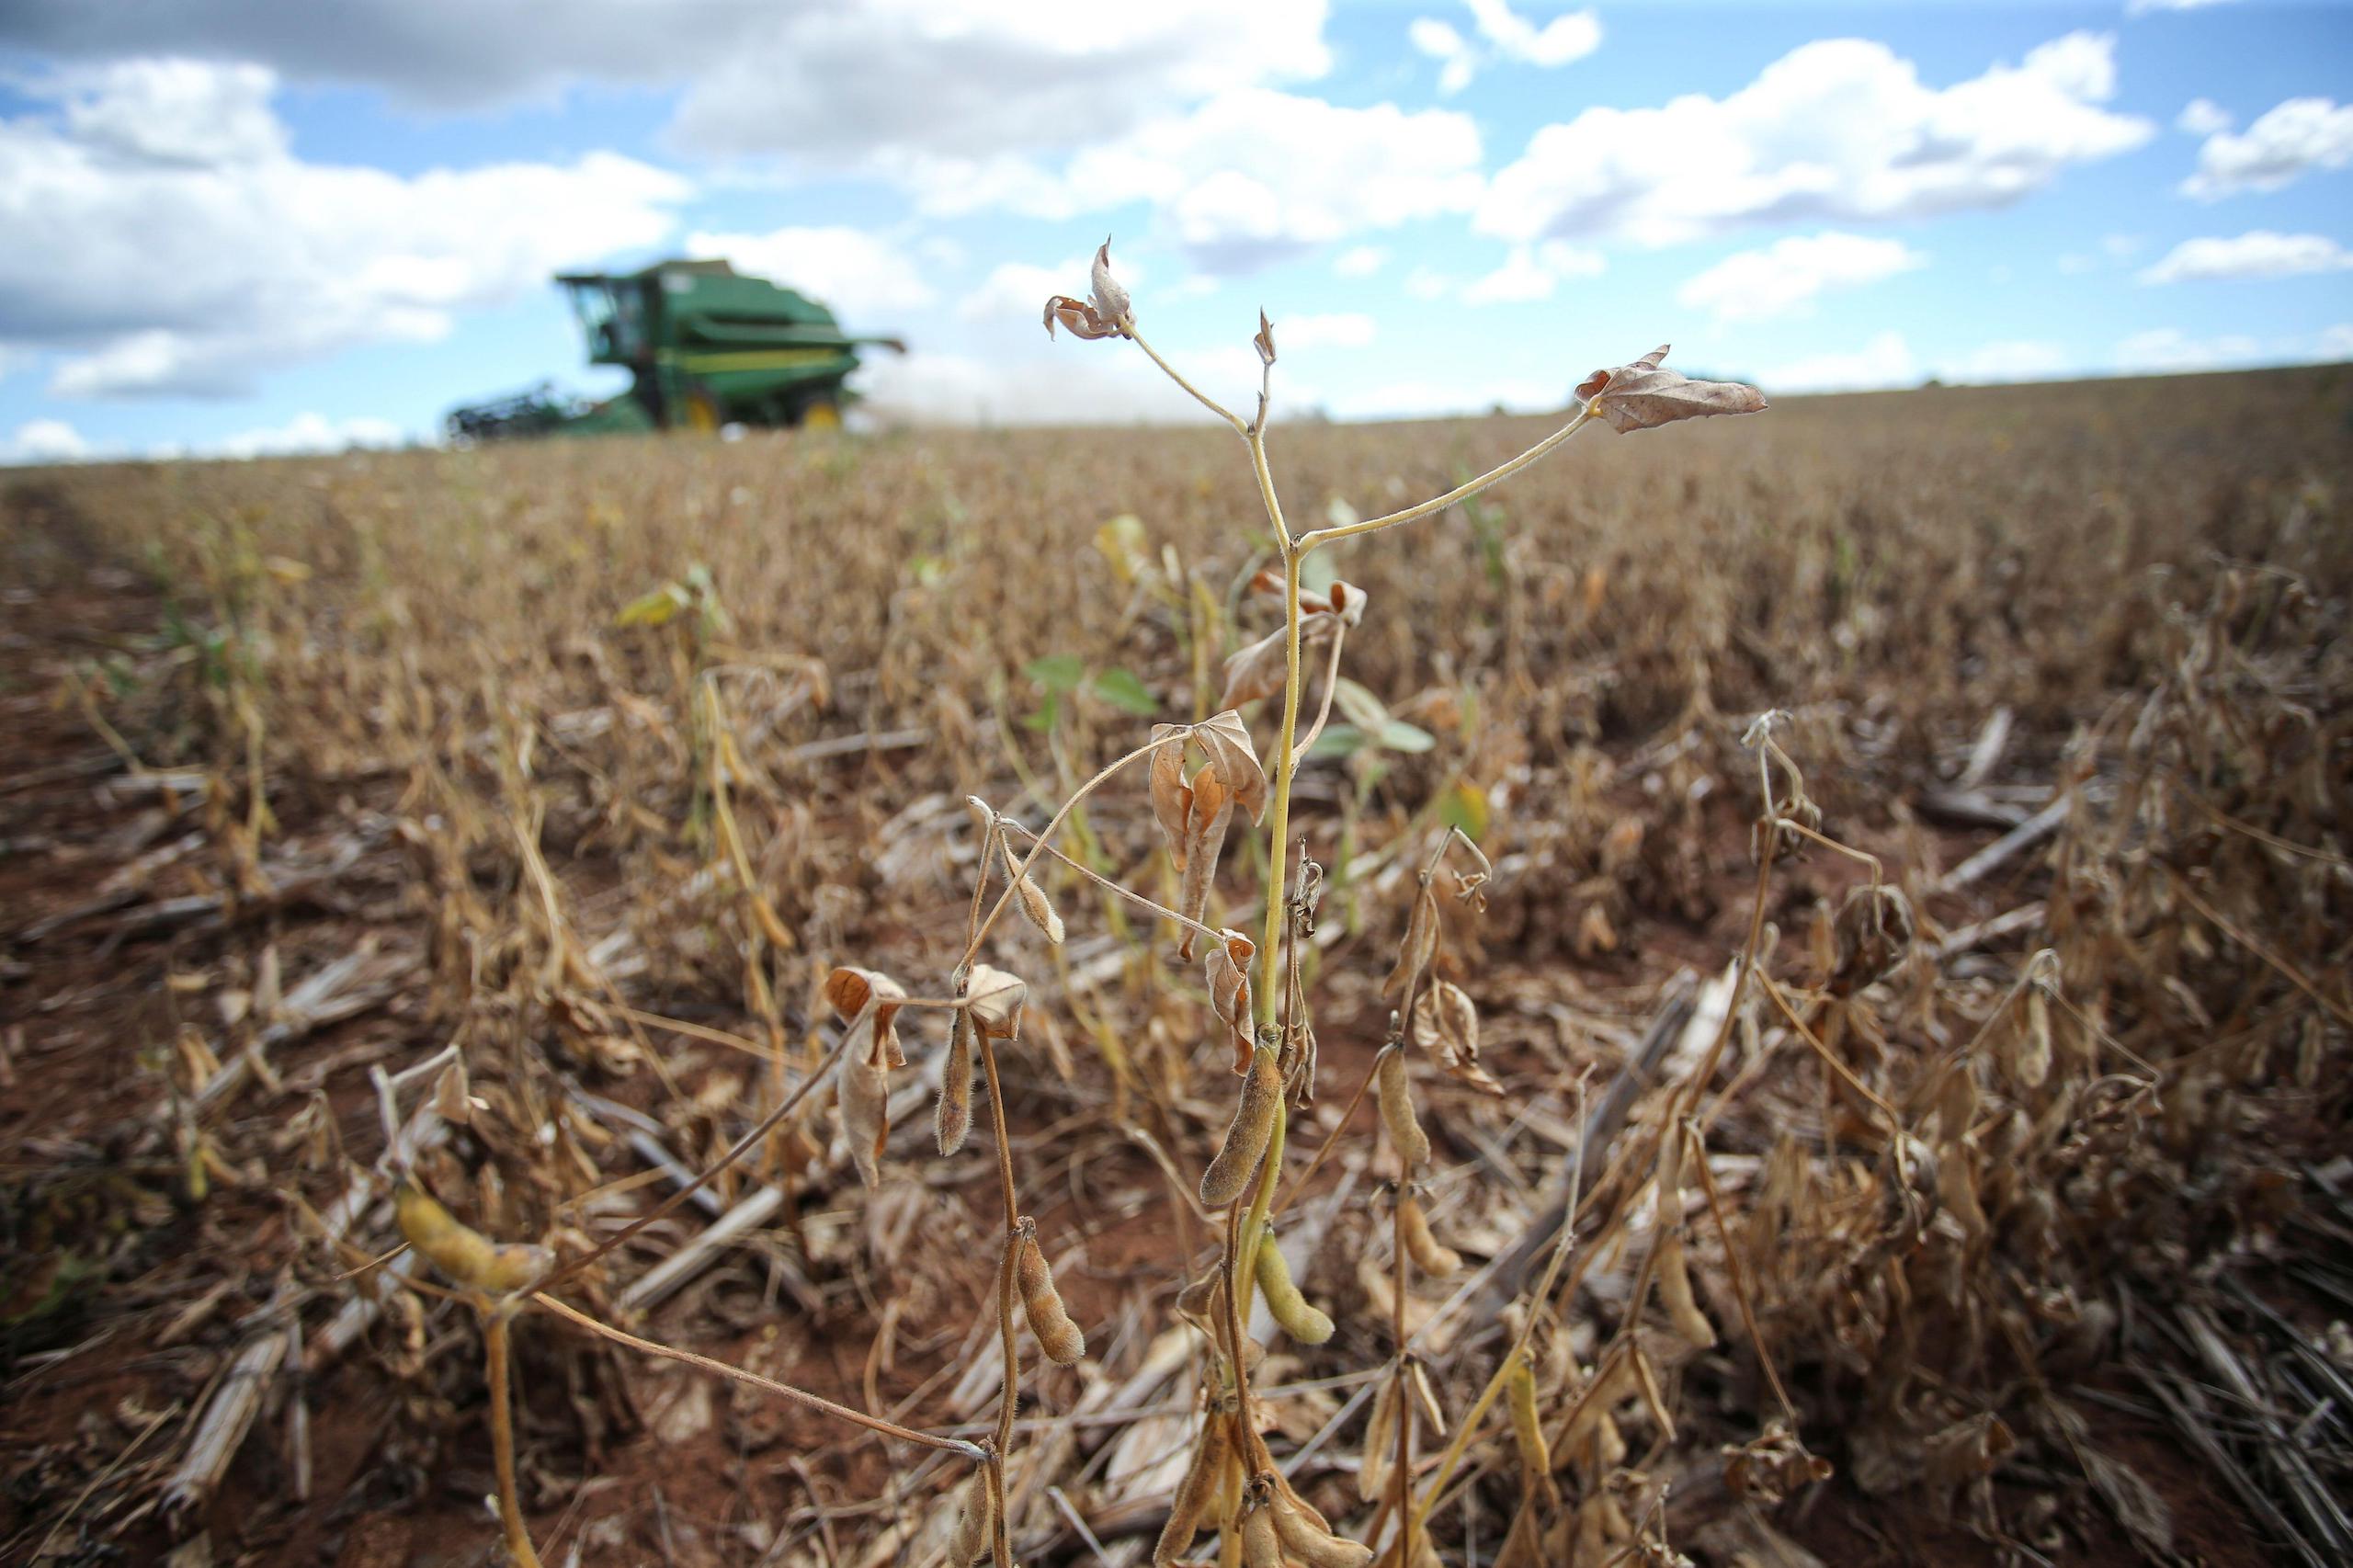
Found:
[1,0,2349,463]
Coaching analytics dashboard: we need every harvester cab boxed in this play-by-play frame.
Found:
[447,258,904,441]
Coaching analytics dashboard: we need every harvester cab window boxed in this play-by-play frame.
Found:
[563,279,643,363]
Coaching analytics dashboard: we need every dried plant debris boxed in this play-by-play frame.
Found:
[2,332,2345,1568]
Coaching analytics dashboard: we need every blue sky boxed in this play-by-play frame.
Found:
[1,0,2348,461]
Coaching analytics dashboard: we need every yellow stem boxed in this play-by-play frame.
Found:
[482,1305,544,1568]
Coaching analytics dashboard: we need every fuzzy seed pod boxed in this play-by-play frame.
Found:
[1238,1480,1285,1568]
[1506,1352,1557,1502]
[1001,837,1066,945]
[2015,984,2052,1089]
[1200,1042,1282,1209]
[395,1184,549,1293]
[1396,1191,1461,1278]
[944,1466,995,1565]
[1381,882,1441,1006]
[936,1012,973,1156]
[1015,1218,1086,1364]
[1357,1374,1400,1503]
[1256,1232,1334,1345]
[1155,1403,1233,1566]
[1375,1045,1431,1169]
[1267,1476,1373,1568]
[1654,1230,1716,1348]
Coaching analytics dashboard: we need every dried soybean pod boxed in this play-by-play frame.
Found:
[1200,1042,1282,1209]
[1654,1229,1716,1347]
[1238,1477,1284,1568]
[1267,1481,1373,1568]
[936,1011,974,1155]
[1357,1374,1399,1503]
[1375,1045,1430,1168]
[1155,1403,1233,1566]
[1396,1190,1461,1278]
[396,1183,503,1290]
[945,1466,995,1565]
[1015,1217,1086,1364]
[1255,1232,1335,1346]
[1506,1351,1558,1505]
[1001,835,1065,945]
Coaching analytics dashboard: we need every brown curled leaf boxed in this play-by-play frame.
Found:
[1149,721,1193,860]
[1575,343,1767,434]
[1194,710,1268,823]
[1204,929,1256,1072]
[1175,762,1233,962]
[1410,979,1505,1096]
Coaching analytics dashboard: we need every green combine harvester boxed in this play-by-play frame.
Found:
[447,258,904,441]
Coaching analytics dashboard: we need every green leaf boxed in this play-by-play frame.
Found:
[1332,676,1391,735]
[1089,667,1158,716]
[1024,653,1086,694]
[1439,780,1490,841]
[1308,723,1370,760]
[615,584,687,628]
[1378,719,1437,753]
[1021,693,1060,733]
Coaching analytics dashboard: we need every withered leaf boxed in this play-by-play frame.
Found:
[1089,238,1131,326]
[1042,239,1132,341]
[1149,722,1193,861]
[1574,345,1767,435]
[963,962,1028,1039]
[1175,763,1233,962]
[1194,710,1268,823]
[1381,883,1441,1006]
[1205,928,1256,1073]
[1254,309,1277,367]
[1411,979,1505,1096]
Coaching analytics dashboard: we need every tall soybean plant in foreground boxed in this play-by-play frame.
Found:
[852,244,1767,1567]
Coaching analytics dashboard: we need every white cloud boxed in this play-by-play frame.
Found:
[0,60,689,398]
[1481,33,2153,248]
[2321,324,2353,360]
[2177,97,2232,136]
[1,2,1333,171]
[1333,245,1387,278]
[2139,231,2353,283]
[1404,267,1454,301]
[1461,241,1605,305]
[1677,232,1923,322]
[2126,0,2242,13]
[2181,97,2353,199]
[932,90,1483,272]
[2114,327,2262,371]
[1758,330,1918,393]
[1411,3,1598,95]
[1937,341,2068,383]
[210,412,410,459]
[1409,18,1477,97]
[2,417,92,464]
[856,339,1324,426]
[684,226,936,321]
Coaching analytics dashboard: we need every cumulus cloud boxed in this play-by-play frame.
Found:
[1937,341,2068,383]
[209,412,411,459]
[2177,97,2232,136]
[921,90,1483,273]
[856,340,1321,426]
[1461,242,1605,305]
[2,2,1332,174]
[1481,33,2152,248]
[0,60,689,398]
[2181,97,2353,199]
[2126,0,2241,13]
[2,417,92,464]
[2139,232,2353,283]
[2114,326,2262,370]
[1677,232,1924,323]
[1411,2,1599,96]
[1269,312,1376,350]
[1757,331,1918,393]
[684,227,937,321]
[1333,245,1388,278]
